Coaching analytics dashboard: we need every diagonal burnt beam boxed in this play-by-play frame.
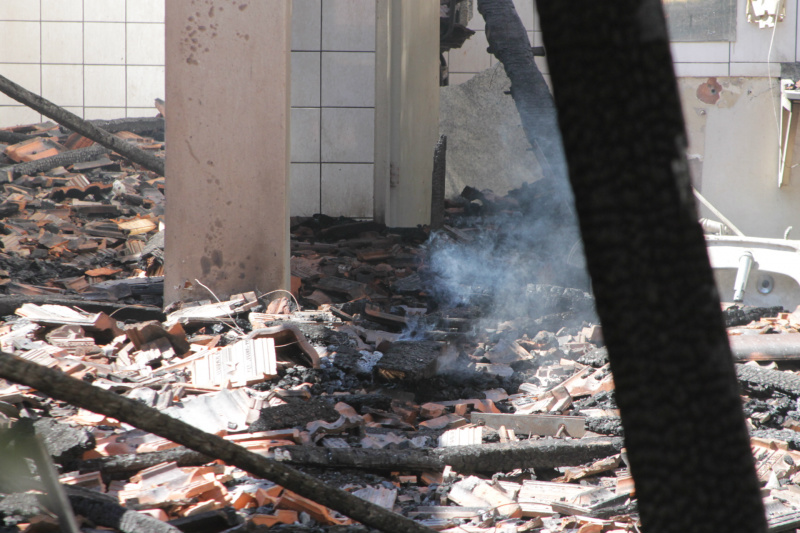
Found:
[0,352,436,533]
[0,74,164,176]
[476,0,567,188]
[534,1,767,532]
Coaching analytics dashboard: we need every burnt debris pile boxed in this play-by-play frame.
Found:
[2,121,800,531]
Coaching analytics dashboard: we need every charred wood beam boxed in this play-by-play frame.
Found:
[0,74,164,176]
[0,130,37,144]
[0,352,436,533]
[476,0,567,187]
[72,446,212,478]
[536,2,766,533]
[736,362,800,396]
[3,145,110,178]
[275,437,623,474]
[75,117,164,137]
[430,135,447,230]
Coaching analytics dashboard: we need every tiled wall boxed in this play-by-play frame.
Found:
[289,0,376,218]
[445,0,546,87]
[3,0,798,219]
[0,0,165,125]
[447,0,800,85]
[0,0,376,218]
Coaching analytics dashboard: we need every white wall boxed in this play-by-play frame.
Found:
[0,0,164,124]
[444,0,800,239]
[290,0,376,219]
[0,0,377,219]
[4,0,800,228]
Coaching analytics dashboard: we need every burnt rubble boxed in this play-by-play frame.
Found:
[2,121,800,531]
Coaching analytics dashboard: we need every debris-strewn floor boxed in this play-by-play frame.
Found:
[2,120,800,532]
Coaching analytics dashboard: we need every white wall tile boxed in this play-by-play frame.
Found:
[321,108,374,162]
[448,72,475,85]
[671,42,731,63]
[321,52,375,107]
[0,1,40,20]
[0,106,42,126]
[127,65,164,107]
[731,0,797,62]
[42,64,83,106]
[127,23,165,65]
[534,56,548,75]
[291,51,321,107]
[0,64,40,106]
[85,22,126,64]
[531,31,543,47]
[85,65,125,106]
[322,0,375,52]
[467,2,484,30]
[291,107,321,163]
[42,0,83,21]
[321,163,373,217]
[449,30,490,73]
[84,0,125,22]
[729,62,782,76]
[126,107,159,117]
[673,62,730,77]
[127,0,164,23]
[0,22,40,63]
[84,107,126,119]
[292,0,321,51]
[42,22,83,64]
[291,163,321,216]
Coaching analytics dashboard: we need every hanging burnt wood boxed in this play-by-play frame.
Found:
[430,135,447,230]
[532,0,767,531]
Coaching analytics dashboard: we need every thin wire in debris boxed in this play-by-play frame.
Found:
[194,278,246,335]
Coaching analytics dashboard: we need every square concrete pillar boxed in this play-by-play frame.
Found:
[165,1,291,306]
[375,0,440,227]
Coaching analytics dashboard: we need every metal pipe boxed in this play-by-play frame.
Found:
[699,218,729,235]
[730,333,800,361]
[693,188,745,237]
[733,251,754,302]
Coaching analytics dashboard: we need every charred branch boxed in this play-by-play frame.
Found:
[0,352,436,533]
[476,0,567,186]
[537,2,767,532]
[275,437,624,474]
[3,145,110,178]
[0,74,164,176]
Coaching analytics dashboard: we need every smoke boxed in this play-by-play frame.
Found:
[424,178,592,324]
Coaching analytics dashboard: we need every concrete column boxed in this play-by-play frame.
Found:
[165,1,291,306]
[375,0,440,227]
